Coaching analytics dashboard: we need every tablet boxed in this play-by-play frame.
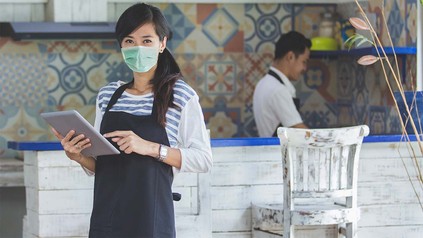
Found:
[41,110,120,157]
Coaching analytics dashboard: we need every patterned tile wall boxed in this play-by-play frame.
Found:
[0,1,418,158]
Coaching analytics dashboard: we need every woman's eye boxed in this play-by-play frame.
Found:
[124,39,134,44]
[143,39,152,44]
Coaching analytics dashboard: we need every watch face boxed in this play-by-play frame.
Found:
[159,145,168,161]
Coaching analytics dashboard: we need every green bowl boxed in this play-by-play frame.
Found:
[311,37,338,51]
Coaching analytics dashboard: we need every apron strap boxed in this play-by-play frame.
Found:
[267,70,301,136]
[105,80,134,113]
[104,79,160,122]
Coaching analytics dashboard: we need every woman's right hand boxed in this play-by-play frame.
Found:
[51,128,91,163]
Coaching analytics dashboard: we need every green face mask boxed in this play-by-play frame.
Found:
[121,46,159,73]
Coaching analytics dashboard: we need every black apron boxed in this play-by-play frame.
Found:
[89,81,175,238]
[268,70,301,137]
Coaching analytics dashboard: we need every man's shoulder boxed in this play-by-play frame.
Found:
[255,76,288,96]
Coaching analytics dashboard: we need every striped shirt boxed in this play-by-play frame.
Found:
[93,79,212,174]
[96,80,194,147]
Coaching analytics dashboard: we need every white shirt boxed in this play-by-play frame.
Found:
[85,80,212,176]
[253,66,303,137]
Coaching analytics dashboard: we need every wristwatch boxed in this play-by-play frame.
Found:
[158,144,168,162]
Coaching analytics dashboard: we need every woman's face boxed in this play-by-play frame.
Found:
[121,22,166,51]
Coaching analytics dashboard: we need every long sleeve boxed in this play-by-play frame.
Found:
[175,94,213,173]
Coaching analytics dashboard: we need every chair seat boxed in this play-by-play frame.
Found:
[252,203,360,230]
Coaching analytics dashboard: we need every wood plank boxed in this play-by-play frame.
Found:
[26,188,93,214]
[252,227,338,238]
[358,225,423,238]
[106,2,115,22]
[26,210,90,237]
[0,158,24,187]
[212,209,251,232]
[173,172,198,187]
[0,4,14,21]
[212,185,283,210]
[13,4,31,21]
[71,0,88,21]
[30,3,45,21]
[357,181,423,205]
[50,0,72,22]
[212,146,280,163]
[361,142,423,159]
[0,0,46,2]
[89,0,107,21]
[358,157,423,182]
[213,231,251,238]
[24,151,76,167]
[24,165,94,189]
[0,171,24,187]
[211,162,283,186]
[359,204,423,227]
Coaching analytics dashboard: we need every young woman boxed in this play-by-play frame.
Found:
[53,3,212,237]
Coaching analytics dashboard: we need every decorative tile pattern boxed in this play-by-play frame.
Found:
[369,106,388,134]
[244,4,292,53]
[46,53,125,107]
[0,1,417,158]
[204,100,241,138]
[387,0,405,46]
[42,40,119,54]
[173,53,198,89]
[405,0,418,46]
[0,53,48,106]
[202,8,239,47]
[351,67,370,125]
[163,4,196,52]
[196,53,244,105]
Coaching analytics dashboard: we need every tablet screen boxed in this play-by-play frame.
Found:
[41,110,120,157]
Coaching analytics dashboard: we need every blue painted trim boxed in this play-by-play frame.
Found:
[310,46,417,58]
[7,141,63,151]
[211,137,280,147]
[7,134,423,151]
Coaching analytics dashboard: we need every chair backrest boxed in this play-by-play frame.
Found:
[277,125,369,207]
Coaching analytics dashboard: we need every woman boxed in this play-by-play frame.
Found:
[52,3,212,237]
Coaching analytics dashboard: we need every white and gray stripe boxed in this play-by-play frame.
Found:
[97,80,196,147]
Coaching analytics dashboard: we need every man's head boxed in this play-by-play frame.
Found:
[273,31,311,81]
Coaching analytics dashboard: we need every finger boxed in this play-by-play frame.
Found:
[63,130,76,141]
[124,147,132,154]
[51,127,64,140]
[111,137,123,143]
[104,130,132,138]
[70,134,87,144]
[78,138,91,148]
[119,142,130,152]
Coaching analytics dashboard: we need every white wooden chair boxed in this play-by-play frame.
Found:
[252,125,369,238]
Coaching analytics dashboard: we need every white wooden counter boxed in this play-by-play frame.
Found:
[8,135,423,238]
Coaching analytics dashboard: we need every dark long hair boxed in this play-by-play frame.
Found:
[115,3,181,127]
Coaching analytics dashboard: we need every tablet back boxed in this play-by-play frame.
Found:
[41,110,120,157]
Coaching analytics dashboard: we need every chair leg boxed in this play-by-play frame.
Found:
[283,223,294,238]
[345,222,357,238]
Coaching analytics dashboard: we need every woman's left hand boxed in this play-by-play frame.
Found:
[104,130,157,156]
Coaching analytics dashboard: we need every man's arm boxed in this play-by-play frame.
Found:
[290,122,308,129]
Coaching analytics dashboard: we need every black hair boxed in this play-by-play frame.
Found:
[115,3,181,127]
[274,31,312,60]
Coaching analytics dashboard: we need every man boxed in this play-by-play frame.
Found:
[253,31,311,137]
